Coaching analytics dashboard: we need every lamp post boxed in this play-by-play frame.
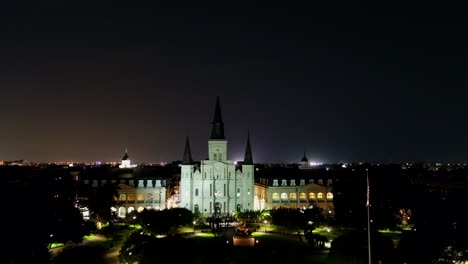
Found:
[366,169,371,264]
[264,220,268,232]
[193,221,196,233]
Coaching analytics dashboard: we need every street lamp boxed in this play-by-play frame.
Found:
[264,220,268,232]
[193,221,196,233]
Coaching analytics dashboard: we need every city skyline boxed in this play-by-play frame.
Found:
[1,2,467,163]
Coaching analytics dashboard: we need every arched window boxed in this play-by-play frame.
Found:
[195,188,199,196]
[119,194,126,201]
[326,192,334,199]
[146,193,154,203]
[300,192,307,201]
[272,193,280,202]
[281,193,288,201]
[137,194,144,202]
[214,153,217,160]
[317,192,323,199]
[194,204,199,213]
[118,207,126,218]
[289,192,297,201]
[128,194,135,201]
[137,206,144,212]
[309,193,315,200]
[237,188,241,197]
[214,202,221,214]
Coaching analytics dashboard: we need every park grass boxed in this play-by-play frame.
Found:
[49,242,65,249]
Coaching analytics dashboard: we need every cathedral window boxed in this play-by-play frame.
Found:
[195,188,199,196]
[237,188,240,197]
[210,184,212,196]
[224,184,226,196]
[280,193,288,202]
[194,204,199,214]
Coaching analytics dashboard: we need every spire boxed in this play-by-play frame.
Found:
[210,96,225,139]
[122,148,129,160]
[243,132,253,165]
[301,152,308,162]
[182,136,193,165]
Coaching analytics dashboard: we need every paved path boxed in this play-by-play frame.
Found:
[51,229,130,264]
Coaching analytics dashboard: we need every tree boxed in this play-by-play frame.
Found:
[87,183,119,225]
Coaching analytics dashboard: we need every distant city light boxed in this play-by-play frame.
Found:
[309,162,322,166]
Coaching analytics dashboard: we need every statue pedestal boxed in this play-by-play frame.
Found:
[232,236,255,247]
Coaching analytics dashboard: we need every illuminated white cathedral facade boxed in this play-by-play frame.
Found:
[180,97,255,217]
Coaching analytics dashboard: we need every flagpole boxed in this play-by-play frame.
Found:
[366,168,371,264]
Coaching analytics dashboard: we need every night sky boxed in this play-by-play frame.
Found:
[1,1,467,164]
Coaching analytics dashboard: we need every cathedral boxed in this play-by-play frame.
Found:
[179,97,255,217]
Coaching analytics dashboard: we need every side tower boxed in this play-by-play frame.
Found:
[180,136,194,210]
[240,132,255,211]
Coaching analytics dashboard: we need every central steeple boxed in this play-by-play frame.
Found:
[208,97,228,162]
[210,96,225,140]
